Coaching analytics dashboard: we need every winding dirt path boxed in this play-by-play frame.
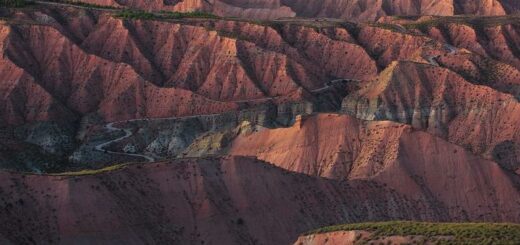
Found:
[93,112,236,162]
[94,122,155,162]
[90,78,349,162]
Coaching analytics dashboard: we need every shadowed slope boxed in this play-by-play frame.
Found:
[0,156,434,244]
[1,23,238,123]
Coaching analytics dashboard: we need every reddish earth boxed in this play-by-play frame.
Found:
[1,3,520,245]
[343,61,520,171]
[0,156,435,244]
[1,7,384,124]
[0,25,76,125]
[3,7,520,126]
[1,23,239,123]
[78,0,520,20]
[230,114,520,222]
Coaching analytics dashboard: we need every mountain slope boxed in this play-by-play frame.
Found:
[1,23,239,124]
[229,114,520,222]
[0,156,435,245]
[343,61,520,171]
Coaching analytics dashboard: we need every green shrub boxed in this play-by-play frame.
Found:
[1,0,28,7]
[115,10,155,20]
[114,9,219,20]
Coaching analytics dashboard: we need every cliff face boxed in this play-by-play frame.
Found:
[0,156,434,245]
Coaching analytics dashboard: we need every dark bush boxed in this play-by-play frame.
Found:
[1,0,27,7]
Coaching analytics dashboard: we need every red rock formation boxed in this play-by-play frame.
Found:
[0,156,433,244]
[2,7,382,112]
[0,26,75,126]
[60,13,378,97]
[356,25,431,67]
[435,52,520,100]
[230,113,520,222]
[2,22,238,122]
[343,61,520,170]
[0,3,519,245]
[427,23,520,70]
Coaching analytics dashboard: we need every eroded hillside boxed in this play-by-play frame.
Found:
[0,2,519,244]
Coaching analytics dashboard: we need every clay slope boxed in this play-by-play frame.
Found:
[425,21,520,71]
[19,8,377,99]
[0,156,434,245]
[343,61,520,171]
[359,19,520,98]
[1,22,238,123]
[77,0,520,20]
[9,9,520,109]
[230,114,520,222]
[0,7,386,126]
[0,26,76,126]
[356,20,520,74]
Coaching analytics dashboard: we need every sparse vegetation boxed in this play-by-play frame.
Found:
[305,221,520,244]
[114,9,219,20]
[115,9,155,20]
[1,0,29,7]
[51,163,129,176]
